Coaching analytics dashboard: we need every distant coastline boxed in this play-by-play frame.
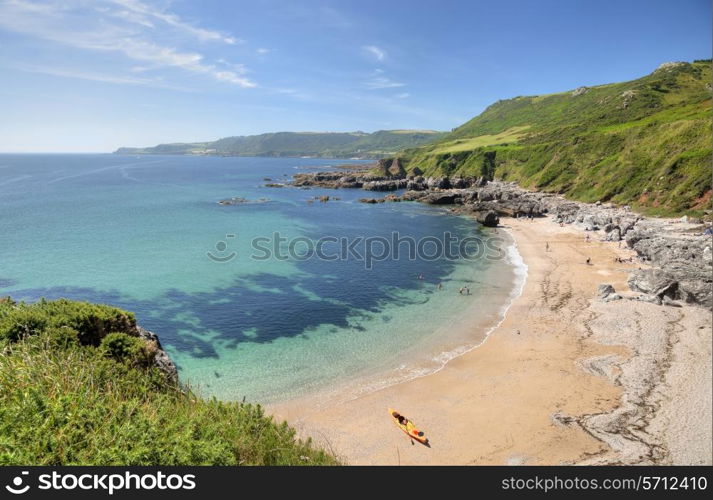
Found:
[114,129,447,159]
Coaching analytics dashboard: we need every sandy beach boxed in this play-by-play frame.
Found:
[271,216,712,465]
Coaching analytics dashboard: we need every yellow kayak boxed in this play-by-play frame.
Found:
[388,408,428,444]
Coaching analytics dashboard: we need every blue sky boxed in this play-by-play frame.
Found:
[0,0,710,152]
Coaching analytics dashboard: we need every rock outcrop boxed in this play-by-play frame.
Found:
[362,179,408,191]
[597,284,622,302]
[137,326,179,384]
[218,197,269,205]
[472,209,499,228]
[387,158,406,178]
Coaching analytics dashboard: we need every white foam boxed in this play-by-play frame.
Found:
[421,236,527,374]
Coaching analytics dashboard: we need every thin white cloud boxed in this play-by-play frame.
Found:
[395,92,410,99]
[0,0,255,88]
[11,63,192,91]
[109,0,241,44]
[217,59,248,74]
[273,87,312,101]
[256,48,270,55]
[106,7,155,28]
[364,76,405,89]
[363,45,386,62]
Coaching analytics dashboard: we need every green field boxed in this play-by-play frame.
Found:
[427,126,530,154]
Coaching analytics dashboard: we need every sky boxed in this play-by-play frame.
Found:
[0,0,710,152]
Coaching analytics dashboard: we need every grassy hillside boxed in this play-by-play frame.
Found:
[0,298,337,465]
[399,60,712,216]
[115,130,446,159]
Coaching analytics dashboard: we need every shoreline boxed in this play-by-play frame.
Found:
[264,225,526,410]
[270,216,712,465]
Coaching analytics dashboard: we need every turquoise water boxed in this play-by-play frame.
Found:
[0,154,521,403]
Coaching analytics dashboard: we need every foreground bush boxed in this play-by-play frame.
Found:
[0,298,337,465]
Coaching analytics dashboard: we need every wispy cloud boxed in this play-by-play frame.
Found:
[395,92,410,99]
[363,45,386,62]
[256,47,271,55]
[364,76,405,89]
[0,0,256,88]
[108,0,241,44]
[11,63,192,91]
[273,87,313,101]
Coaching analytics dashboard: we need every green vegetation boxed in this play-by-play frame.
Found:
[0,298,338,465]
[398,61,712,216]
[115,129,446,159]
[430,126,530,154]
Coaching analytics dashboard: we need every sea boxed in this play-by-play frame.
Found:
[0,154,525,404]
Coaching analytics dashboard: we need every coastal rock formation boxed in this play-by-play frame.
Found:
[388,158,406,178]
[472,209,499,228]
[218,197,269,205]
[362,179,408,191]
[597,284,622,302]
[426,177,451,189]
[374,157,407,178]
[627,269,677,298]
[293,172,365,188]
[137,326,179,384]
[407,178,427,191]
[625,228,713,307]
[422,192,462,205]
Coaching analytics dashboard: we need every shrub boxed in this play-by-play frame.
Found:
[0,299,135,346]
[45,326,80,349]
[100,332,154,368]
[0,307,49,342]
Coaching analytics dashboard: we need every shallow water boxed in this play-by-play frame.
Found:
[0,154,520,403]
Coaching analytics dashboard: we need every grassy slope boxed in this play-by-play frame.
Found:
[116,130,447,158]
[0,298,337,465]
[399,61,712,216]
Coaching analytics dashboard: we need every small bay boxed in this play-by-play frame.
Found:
[0,154,520,403]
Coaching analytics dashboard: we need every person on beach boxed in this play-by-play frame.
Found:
[545,242,549,252]
[392,412,409,426]
[437,282,443,290]
[459,287,464,295]
[586,257,591,265]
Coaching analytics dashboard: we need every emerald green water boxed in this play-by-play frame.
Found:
[0,154,524,403]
